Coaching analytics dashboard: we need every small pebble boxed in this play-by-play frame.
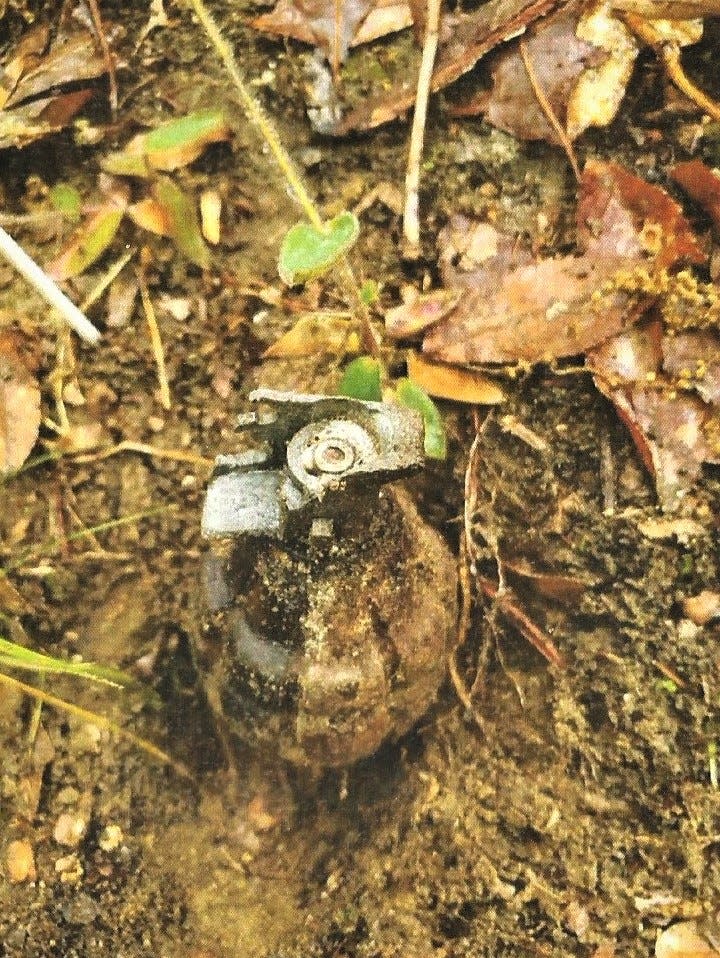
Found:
[53,812,87,847]
[55,853,84,884]
[98,824,123,852]
[656,920,717,957]
[5,839,37,883]
[147,415,165,433]
[62,892,98,926]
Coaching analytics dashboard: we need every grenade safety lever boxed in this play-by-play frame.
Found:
[201,389,425,541]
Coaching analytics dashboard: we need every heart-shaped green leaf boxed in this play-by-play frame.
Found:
[278,211,359,286]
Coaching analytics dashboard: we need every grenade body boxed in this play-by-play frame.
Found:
[197,487,456,770]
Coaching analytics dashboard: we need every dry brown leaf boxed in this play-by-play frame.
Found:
[438,217,531,289]
[251,0,380,67]
[469,6,601,142]
[385,289,461,338]
[422,253,644,364]
[407,350,505,404]
[0,335,41,474]
[566,5,638,139]
[417,162,704,366]
[578,160,706,268]
[336,0,562,133]
[672,159,720,231]
[501,558,587,603]
[262,314,361,357]
[588,320,720,510]
[352,0,412,44]
[0,25,116,149]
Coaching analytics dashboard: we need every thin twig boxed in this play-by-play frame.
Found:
[448,529,485,728]
[477,575,565,667]
[185,0,322,230]
[0,671,190,777]
[622,12,720,122]
[80,247,136,314]
[0,225,101,344]
[86,0,119,113]
[448,420,485,728]
[137,269,171,410]
[73,439,214,468]
[403,0,442,255]
[519,39,580,182]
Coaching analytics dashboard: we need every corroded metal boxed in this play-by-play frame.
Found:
[201,389,425,540]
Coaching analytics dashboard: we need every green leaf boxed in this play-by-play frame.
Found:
[101,150,150,178]
[0,636,134,689]
[47,206,125,280]
[394,378,447,459]
[49,183,82,223]
[278,212,359,286]
[144,109,230,169]
[153,176,210,269]
[338,356,382,401]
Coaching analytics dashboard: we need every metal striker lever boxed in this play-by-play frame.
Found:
[201,389,425,541]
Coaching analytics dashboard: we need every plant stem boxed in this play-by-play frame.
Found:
[403,0,442,256]
[0,671,190,776]
[0,225,101,344]
[184,0,323,230]
[183,0,380,356]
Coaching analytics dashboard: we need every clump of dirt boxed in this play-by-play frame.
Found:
[1,1,719,956]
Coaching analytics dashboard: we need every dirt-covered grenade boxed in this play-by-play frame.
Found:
[195,390,457,770]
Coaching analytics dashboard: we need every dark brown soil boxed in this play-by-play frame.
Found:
[1,3,719,957]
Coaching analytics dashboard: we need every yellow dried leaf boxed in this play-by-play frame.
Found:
[0,338,41,474]
[56,421,104,454]
[263,314,360,358]
[407,351,505,404]
[646,18,703,45]
[200,189,221,245]
[127,197,172,236]
[567,8,639,140]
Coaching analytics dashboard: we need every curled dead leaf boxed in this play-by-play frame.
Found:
[406,350,505,404]
[0,335,41,474]
[385,289,461,338]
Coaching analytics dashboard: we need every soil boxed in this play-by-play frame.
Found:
[1,2,719,957]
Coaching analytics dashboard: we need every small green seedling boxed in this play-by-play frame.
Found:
[338,356,447,460]
[394,378,447,460]
[279,212,360,286]
[339,356,382,401]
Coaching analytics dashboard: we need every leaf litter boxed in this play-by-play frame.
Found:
[388,158,720,506]
[0,19,117,149]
